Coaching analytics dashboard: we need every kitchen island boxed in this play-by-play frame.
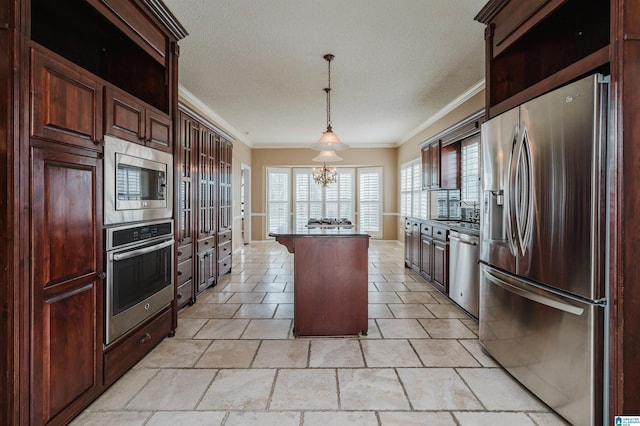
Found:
[270,226,370,337]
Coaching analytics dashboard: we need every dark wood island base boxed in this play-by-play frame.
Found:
[272,230,370,337]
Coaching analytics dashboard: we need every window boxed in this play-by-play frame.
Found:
[293,168,355,228]
[400,159,426,219]
[461,136,480,205]
[266,166,381,238]
[266,168,290,234]
[358,167,382,238]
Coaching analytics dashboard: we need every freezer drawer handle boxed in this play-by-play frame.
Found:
[484,269,584,316]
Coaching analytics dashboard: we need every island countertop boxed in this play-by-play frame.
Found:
[269,224,370,238]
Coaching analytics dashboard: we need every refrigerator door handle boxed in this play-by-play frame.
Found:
[505,125,519,256]
[483,267,584,316]
[514,127,534,255]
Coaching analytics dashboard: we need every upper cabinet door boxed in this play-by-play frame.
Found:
[104,86,145,143]
[104,86,173,152]
[30,47,103,150]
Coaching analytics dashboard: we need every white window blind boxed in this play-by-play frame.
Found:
[461,136,480,205]
[400,159,426,219]
[266,168,290,235]
[293,167,355,227]
[358,167,382,238]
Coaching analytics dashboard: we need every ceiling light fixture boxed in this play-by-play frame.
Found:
[310,54,349,152]
[312,149,342,187]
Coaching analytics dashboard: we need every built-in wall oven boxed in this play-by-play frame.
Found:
[104,135,173,225]
[105,220,174,345]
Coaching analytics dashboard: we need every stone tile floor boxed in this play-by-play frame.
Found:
[73,241,570,425]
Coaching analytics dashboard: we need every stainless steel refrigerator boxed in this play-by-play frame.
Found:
[479,74,609,426]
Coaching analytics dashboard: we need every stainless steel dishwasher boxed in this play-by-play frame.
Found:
[449,230,479,318]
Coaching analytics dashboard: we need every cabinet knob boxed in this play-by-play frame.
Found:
[177,270,183,276]
[177,292,183,299]
[204,241,209,245]
[178,250,183,256]
[139,333,151,344]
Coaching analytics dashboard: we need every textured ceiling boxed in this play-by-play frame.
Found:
[163,0,487,148]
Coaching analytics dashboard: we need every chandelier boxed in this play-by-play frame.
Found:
[313,163,338,187]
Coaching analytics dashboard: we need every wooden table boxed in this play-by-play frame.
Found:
[270,227,369,337]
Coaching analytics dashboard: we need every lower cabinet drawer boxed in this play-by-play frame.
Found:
[218,256,231,277]
[103,307,172,386]
[176,279,193,309]
[217,241,231,261]
[177,258,193,285]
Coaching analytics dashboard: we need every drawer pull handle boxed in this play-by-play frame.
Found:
[140,333,151,344]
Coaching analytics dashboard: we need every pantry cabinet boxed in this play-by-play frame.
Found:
[177,106,234,300]
[0,0,186,423]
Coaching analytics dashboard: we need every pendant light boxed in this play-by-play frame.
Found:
[310,54,349,152]
[312,149,342,187]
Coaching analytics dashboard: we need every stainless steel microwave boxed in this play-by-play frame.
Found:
[104,135,173,224]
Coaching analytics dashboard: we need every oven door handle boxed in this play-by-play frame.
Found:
[112,239,175,261]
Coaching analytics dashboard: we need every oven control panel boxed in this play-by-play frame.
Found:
[109,221,173,249]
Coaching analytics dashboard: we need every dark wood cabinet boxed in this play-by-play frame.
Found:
[476,0,610,118]
[176,111,197,309]
[273,234,369,336]
[104,86,172,152]
[177,106,234,297]
[30,148,103,425]
[410,221,421,271]
[420,224,434,283]
[217,138,233,279]
[197,248,217,294]
[421,141,440,189]
[30,47,103,150]
[432,239,449,294]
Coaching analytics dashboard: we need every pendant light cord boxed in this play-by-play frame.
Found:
[324,54,334,132]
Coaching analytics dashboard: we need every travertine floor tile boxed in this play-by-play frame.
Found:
[270,369,339,410]
[252,282,287,292]
[338,368,410,410]
[227,292,266,304]
[253,339,309,368]
[196,340,260,368]
[398,291,439,304]
[173,318,207,338]
[419,318,477,339]
[137,338,210,368]
[127,369,215,410]
[454,411,537,426]
[262,292,294,303]
[194,319,249,339]
[146,411,226,426]
[309,339,364,368]
[368,291,403,303]
[388,303,435,318]
[376,319,430,338]
[457,368,549,410]
[361,339,422,367]
[368,303,394,318]
[527,412,572,425]
[410,339,480,367]
[396,368,482,410]
[241,319,291,339]
[225,411,300,426]
[303,411,378,426]
[378,411,457,426]
[233,303,277,318]
[88,368,158,410]
[70,411,151,426]
[458,339,499,367]
[273,303,293,318]
[198,369,276,410]
[179,303,240,319]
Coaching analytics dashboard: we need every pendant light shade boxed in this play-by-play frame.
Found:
[311,54,349,152]
[312,150,343,163]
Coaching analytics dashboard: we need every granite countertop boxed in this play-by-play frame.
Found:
[269,224,370,237]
